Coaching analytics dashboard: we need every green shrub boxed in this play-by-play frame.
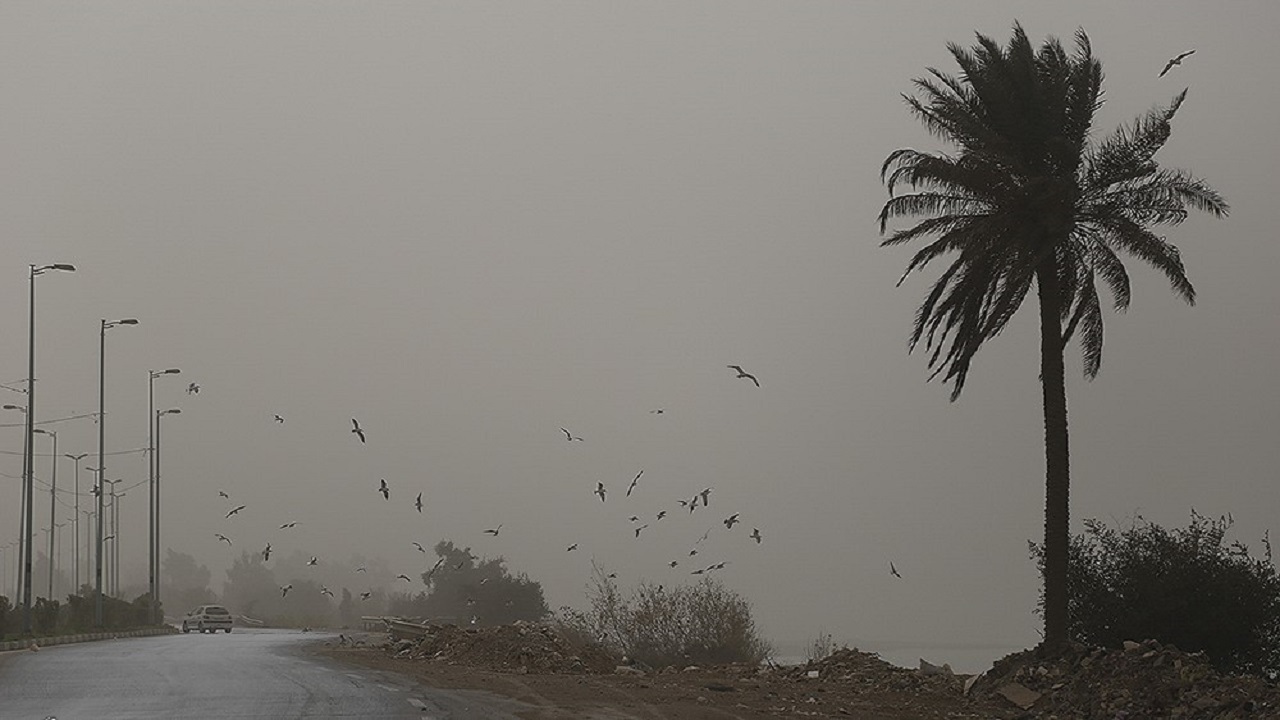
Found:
[1031,512,1280,675]
[33,597,60,636]
[566,562,772,668]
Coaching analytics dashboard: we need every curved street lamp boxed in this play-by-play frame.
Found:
[96,318,136,627]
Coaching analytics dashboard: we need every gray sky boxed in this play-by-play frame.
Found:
[3,1,1277,668]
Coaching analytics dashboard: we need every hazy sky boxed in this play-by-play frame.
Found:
[3,1,1277,668]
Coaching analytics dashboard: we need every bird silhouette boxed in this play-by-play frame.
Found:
[397,574,412,582]
[629,515,640,523]
[1159,49,1195,77]
[727,365,760,387]
[262,543,272,562]
[689,548,699,557]
[595,482,607,503]
[415,492,423,513]
[566,543,578,552]
[607,572,617,579]
[453,560,465,570]
[360,591,372,600]
[634,524,649,538]
[483,524,503,536]
[218,491,229,499]
[650,408,664,414]
[656,510,667,520]
[307,556,318,566]
[412,542,426,553]
[274,414,285,424]
[378,479,389,500]
[320,587,334,597]
[626,470,643,497]
[699,488,712,507]
[280,584,292,597]
[214,533,232,545]
[280,521,297,529]
[723,513,740,529]
[351,418,366,443]
[560,427,583,442]
[890,562,902,579]
[186,382,200,394]
[669,560,679,568]
[690,568,705,575]
[103,534,115,542]
[355,567,367,573]
[226,505,246,518]
[750,528,762,544]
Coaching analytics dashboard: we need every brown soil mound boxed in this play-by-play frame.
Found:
[385,620,619,674]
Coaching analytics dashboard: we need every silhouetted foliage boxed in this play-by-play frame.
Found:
[161,550,216,615]
[1031,512,1280,675]
[564,562,772,668]
[394,541,548,625]
[0,595,10,638]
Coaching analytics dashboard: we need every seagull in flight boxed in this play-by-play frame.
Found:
[626,470,643,497]
[186,382,200,394]
[415,492,423,513]
[699,488,712,507]
[397,574,412,582]
[650,408,664,414]
[566,543,578,552]
[307,556,318,566]
[890,562,902,579]
[280,584,292,597]
[226,505,246,518]
[723,513,740,529]
[355,566,367,573]
[483,524,503,536]
[688,548,699,557]
[378,479,389,500]
[351,418,366,443]
[280,521,297,529]
[453,560,466,570]
[690,567,706,575]
[1159,49,1195,77]
[320,586,334,597]
[750,528,762,544]
[214,533,232,545]
[262,543,272,562]
[669,560,679,568]
[274,414,285,424]
[727,365,760,387]
[656,510,667,520]
[412,542,426,553]
[594,482,607,503]
[103,534,116,542]
[560,427,583,442]
[360,591,372,600]
[218,491,229,499]
[634,524,649,538]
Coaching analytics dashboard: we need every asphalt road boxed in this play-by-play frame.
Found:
[0,629,529,719]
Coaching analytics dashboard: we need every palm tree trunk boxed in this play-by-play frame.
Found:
[1036,259,1071,648]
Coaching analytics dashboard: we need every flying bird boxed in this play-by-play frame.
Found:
[607,572,617,579]
[103,534,115,542]
[890,562,902,579]
[566,543,578,552]
[412,542,426,553]
[723,513,740,529]
[274,414,285,424]
[320,587,334,597]
[560,427,583,441]
[727,365,760,387]
[629,515,640,523]
[626,470,643,497]
[280,521,297,529]
[1159,49,1195,77]
[594,482,607,503]
[351,418,366,443]
[634,524,649,538]
[226,505,246,518]
[750,528,762,544]
[360,591,372,600]
[186,382,200,394]
[307,556,318,566]
[218,491,229,499]
[397,574,412,582]
[415,492,423,513]
[656,510,667,520]
[355,566,367,573]
[483,524,503,536]
[378,479,389,500]
[453,561,465,570]
[262,543,272,562]
[650,408,664,414]
[214,533,232,545]
[699,488,712,507]
[280,584,292,597]
[690,568,706,576]
[689,548,699,557]
[669,560,679,568]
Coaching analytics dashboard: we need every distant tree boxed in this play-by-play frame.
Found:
[880,23,1228,646]
[221,551,278,620]
[0,595,10,638]
[413,540,549,625]
[1032,512,1280,675]
[338,588,358,628]
[161,550,217,613]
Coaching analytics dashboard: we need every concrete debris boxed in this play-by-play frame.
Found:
[919,658,954,677]
[997,682,1041,709]
[380,621,617,674]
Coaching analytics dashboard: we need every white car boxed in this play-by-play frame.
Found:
[182,605,234,634]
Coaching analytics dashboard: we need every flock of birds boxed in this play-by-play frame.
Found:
[188,363,831,609]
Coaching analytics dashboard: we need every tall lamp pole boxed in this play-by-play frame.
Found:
[148,370,180,619]
[65,453,88,590]
[33,428,57,599]
[96,317,136,627]
[3,404,29,606]
[22,262,75,635]
[155,407,180,621]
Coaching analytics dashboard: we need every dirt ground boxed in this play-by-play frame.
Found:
[314,636,1019,719]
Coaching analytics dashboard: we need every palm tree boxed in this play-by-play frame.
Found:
[878,23,1227,647]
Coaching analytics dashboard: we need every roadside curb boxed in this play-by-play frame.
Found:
[0,625,177,652]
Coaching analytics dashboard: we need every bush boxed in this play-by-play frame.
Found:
[33,597,60,636]
[565,562,772,668]
[0,595,10,638]
[1031,512,1280,675]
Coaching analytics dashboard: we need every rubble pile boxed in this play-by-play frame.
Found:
[384,620,618,674]
[971,639,1280,719]
[782,648,968,698]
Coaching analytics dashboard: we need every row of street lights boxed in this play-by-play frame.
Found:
[7,263,183,635]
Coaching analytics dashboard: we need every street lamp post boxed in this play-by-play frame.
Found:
[100,478,122,597]
[96,317,136,627]
[3,404,29,607]
[33,428,57,599]
[148,369,180,619]
[21,262,75,635]
[65,453,88,590]
[155,407,180,621]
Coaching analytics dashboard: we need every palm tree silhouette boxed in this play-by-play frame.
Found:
[878,23,1227,647]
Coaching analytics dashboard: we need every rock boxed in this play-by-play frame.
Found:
[997,682,1042,710]
[918,658,954,677]
[615,665,645,676]
[1122,640,1142,652]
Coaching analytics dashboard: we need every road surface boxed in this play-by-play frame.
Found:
[0,628,529,719]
